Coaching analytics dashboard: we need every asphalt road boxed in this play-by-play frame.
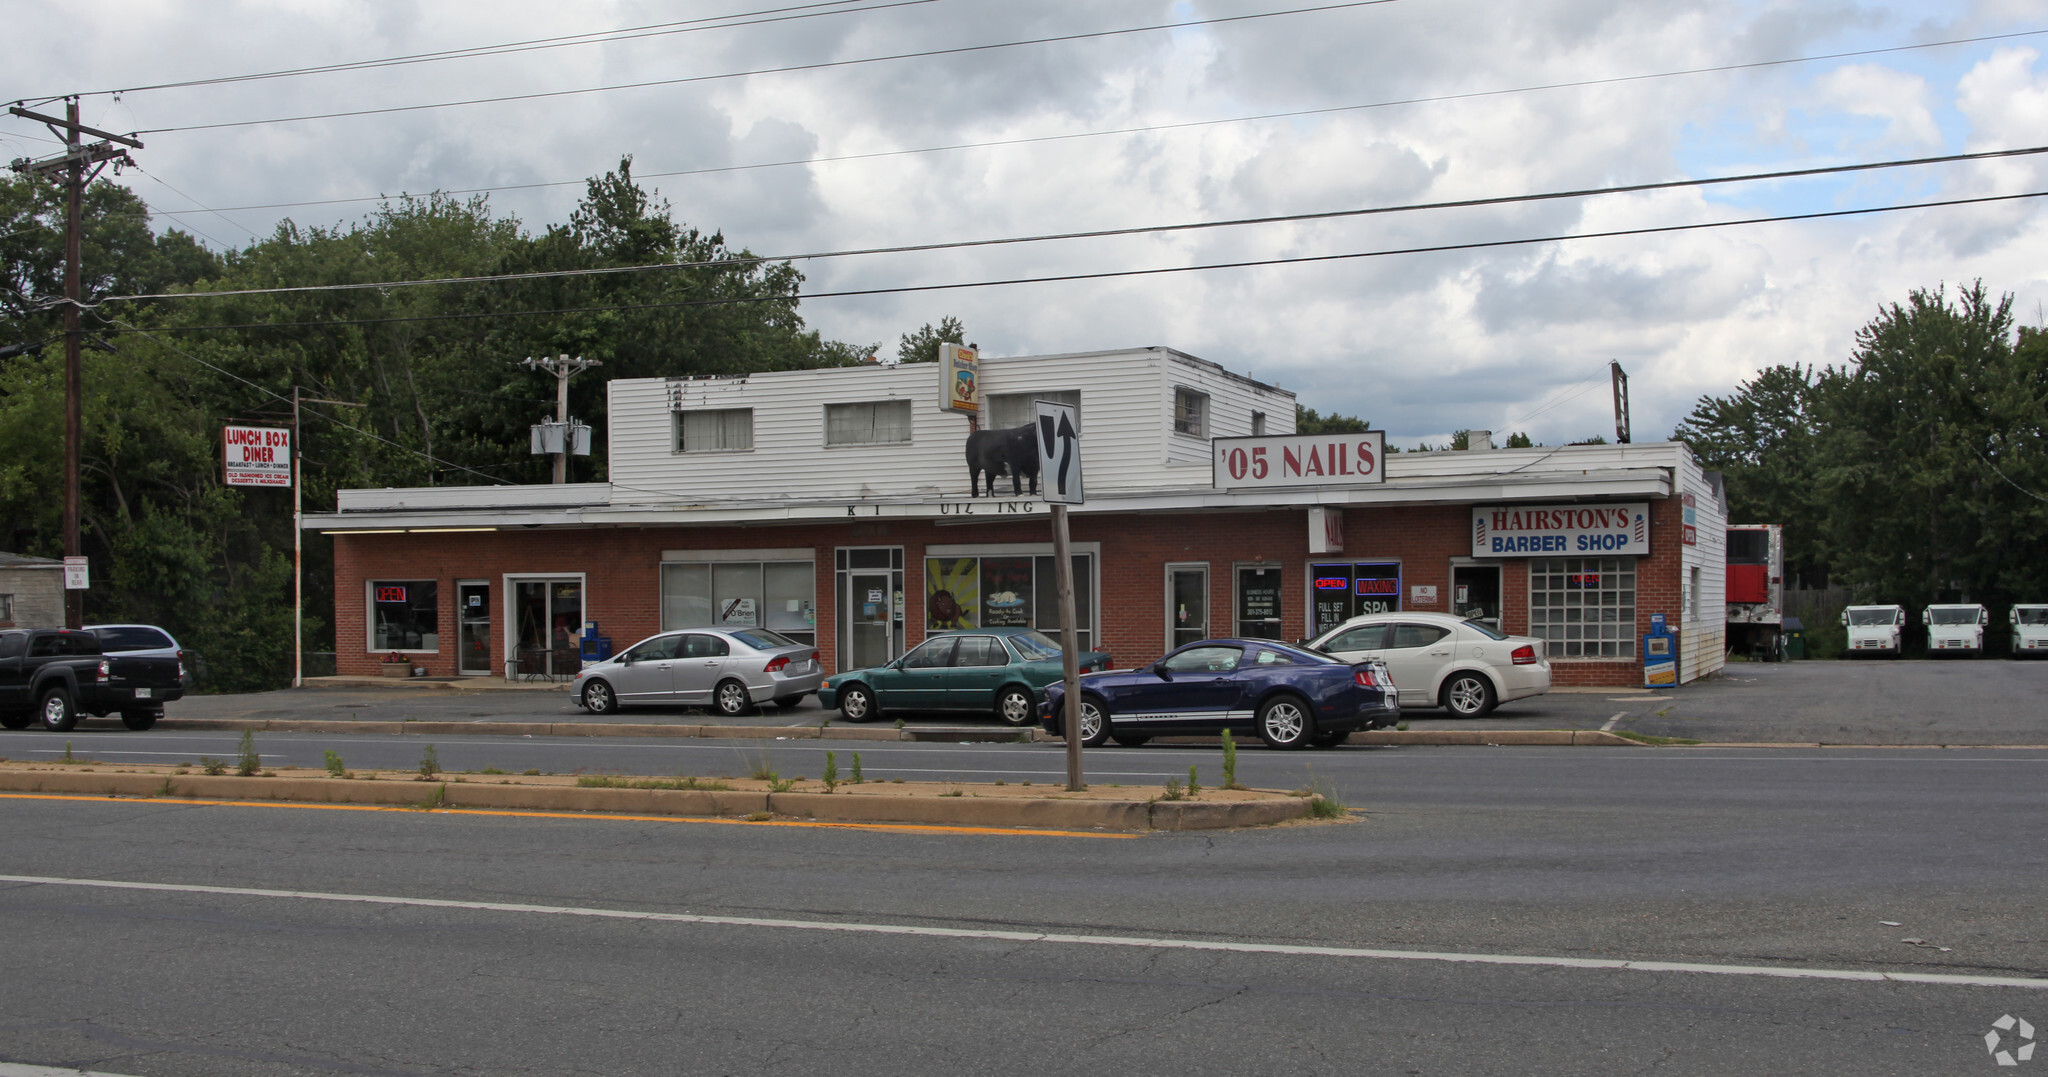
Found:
[2,747,2044,1075]
[152,658,2048,745]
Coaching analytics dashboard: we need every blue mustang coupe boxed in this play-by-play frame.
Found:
[1040,638,1398,749]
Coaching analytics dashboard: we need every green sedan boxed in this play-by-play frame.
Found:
[818,628,1113,726]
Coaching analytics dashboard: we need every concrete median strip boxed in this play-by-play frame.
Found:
[0,763,1314,832]
[153,717,1648,747]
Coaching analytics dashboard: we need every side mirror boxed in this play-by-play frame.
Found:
[1839,612,1848,626]
[1151,662,1173,680]
[1921,611,1930,625]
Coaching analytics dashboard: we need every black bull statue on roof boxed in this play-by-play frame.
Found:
[965,424,1040,497]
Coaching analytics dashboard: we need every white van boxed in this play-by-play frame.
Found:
[2010,605,2048,657]
[1842,605,1905,657]
[1923,604,1989,657]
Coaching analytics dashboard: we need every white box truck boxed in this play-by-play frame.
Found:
[1923,604,1988,657]
[2009,605,2048,657]
[1842,605,1906,657]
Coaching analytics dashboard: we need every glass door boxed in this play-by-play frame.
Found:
[1236,565,1283,640]
[512,578,584,679]
[457,581,491,675]
[1168,565,1208,649]
[844,571,896,671]
[1452,563,1502,629]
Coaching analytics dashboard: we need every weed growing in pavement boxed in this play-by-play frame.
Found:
[323,750,346,778]
[199,757,226,776]
[416,785,447,810]
[1293,770,1346,818]
[818,718,831,730]
[1395,721,1409,731]
[892,717,906,729]
[766,777,797,793]
[417,744,441,779]
[849,752,864,784]
[1186,765,1201,798]
[822,751,839,792]
[155,777,173,797]
[1020,780,1031,787]
[61,741,74,763]
[235,731,260,776]
[993,778,1005,786]
[890,778,905,784]
[522,768,541,776]
[1220,729,1243,789]
[1013,729,1033,744]
[1159,776,1185,801]
[939,789,963,797]
[480,767,508,775]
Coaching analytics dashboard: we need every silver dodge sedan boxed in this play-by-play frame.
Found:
[572,627,823,716]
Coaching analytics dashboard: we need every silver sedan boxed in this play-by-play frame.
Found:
[571,627,823,716]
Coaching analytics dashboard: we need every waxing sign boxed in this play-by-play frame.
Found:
[1472,503,1650,557]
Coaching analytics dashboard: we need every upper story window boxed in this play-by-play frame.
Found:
[987,390,1081,432]
[0,593,12,625]
[1251,411,1267,436]
[1174,388,1208,437]
[674,408,753,452]
[826,400,913,446]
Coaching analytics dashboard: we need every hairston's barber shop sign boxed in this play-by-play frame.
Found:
[1471,503,1649,557]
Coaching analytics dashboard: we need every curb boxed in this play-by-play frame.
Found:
[0,770,1308,832]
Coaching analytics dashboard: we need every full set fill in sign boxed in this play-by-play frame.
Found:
[223,425,292,488]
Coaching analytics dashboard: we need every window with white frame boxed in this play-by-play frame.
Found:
[1173,388,1208,437]
[1528,557,1636,659]
[987,390,1080,432]
[1251,411,1267,436]
[673,408,753,452]
[825,400,913,446]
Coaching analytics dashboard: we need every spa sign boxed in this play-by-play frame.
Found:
[1471,503,1650,557]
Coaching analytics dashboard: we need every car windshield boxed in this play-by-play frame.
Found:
[1847,608,1897,626]
[2019,608,2048,625]
[1928,608,1979,625]
[725,628,798,650]
[1461,619,1508,640]
[1004,631,1064,661]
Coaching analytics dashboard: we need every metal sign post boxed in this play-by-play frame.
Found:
[1035,400,1086,790]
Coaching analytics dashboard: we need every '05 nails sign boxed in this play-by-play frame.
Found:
[1472,503,1649,557]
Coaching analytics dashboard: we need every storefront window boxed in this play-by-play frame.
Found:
[370,580,438,651]
[924,554,1093,650]
[1309,561,1398,635]
[662,559,815,645]
[1168,564,1208,649]
[1529,557,1636,659]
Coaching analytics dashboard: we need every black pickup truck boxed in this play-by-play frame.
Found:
[0,628,186,731]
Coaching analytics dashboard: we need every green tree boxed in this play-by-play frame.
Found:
[1811,281,2045,608]
[1295,405,1368,435]
[896,316,965,365]
[1671,364,1827,585]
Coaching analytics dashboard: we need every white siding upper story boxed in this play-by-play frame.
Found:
[604,347,1294,503]
[1676,445,1728,683]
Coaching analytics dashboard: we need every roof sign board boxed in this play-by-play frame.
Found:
[1213,432,1386,488]
[1472,503,1650,557]
[223,425,292,488]
[938,343,978,414]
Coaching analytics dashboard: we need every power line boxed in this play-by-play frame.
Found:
[96,25,2048,226]
[131,1,1403,135]
[98,143,2048,304]
[90,0,928,96]
[88,187,2048,335]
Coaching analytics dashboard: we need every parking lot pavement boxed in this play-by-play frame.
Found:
[157,658,2048,745]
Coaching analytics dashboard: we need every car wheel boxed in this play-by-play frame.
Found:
[773,695,806,710]
[839,685,877,723]
[1077,697,1111,747]
[39,688,78,732]
[1110,733,1151,747]
[1256,694,1314,750]
[1312,730,1350,748]
[713,679,753,717]
[581,679,619,715]
[1441,672,1497,718]
[120,710,160,731]
[994,686,1036,727]
[0,711,31,730]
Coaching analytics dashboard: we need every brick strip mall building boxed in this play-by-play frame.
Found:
[306,347,1728,690]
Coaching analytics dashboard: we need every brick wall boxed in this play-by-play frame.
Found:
[333,497,1686,688]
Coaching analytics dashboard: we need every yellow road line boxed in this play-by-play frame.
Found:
[0,792,1137,839]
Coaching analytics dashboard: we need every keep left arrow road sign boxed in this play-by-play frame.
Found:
[1035,400,1083,504]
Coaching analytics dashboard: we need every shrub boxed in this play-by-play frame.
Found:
[323,749,346,778]
[235,731,260,776]
[418,744,441,779]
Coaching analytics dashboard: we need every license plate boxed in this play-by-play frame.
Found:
[134,688,152,699]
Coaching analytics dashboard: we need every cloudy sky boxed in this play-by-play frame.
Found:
[6,0,2046,446]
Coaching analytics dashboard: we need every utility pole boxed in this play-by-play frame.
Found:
[291,389,367,687]
[1610,360,1632,445]
[522,354,600,483]
[9,99,141,628]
